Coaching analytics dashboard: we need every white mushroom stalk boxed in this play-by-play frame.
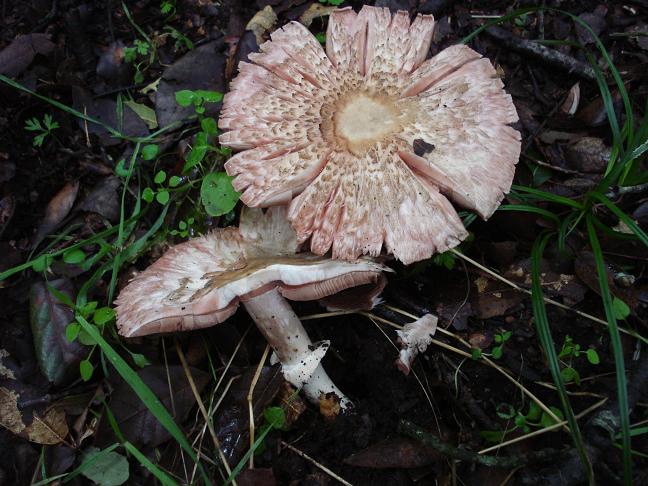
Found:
[219,5,521,264]
[243,287,350,407]
[115,207,387,408]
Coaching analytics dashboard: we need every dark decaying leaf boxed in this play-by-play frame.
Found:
[237,467,277,486]
[633,201,648,226]
[0,34,55,77]
[344,437,441,469]
[30,278,86,385]
[155,40,226,127]
[564,137,610,174]
[471,275,524,320]
[216,365,283,466]
[101,365,209,448]
[77,176,121,222]
[575,252,641,313]
[96,40,131,85]
[574,6,607,45]
[32,180,80,248]
[81,446,129,486]
[0,194,15,239]
[71,87,149,146]
[576,90,622,127]
[0,160,16,184]
[231,30,260,78]
[33,445,77,483]
[505,258,587,305]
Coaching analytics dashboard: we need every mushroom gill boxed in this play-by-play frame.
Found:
[219,5,521,264]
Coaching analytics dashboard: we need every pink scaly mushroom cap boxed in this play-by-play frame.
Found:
[219,6,521,264]
[115,207,388,337]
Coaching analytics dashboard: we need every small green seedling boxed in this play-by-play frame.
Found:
[164,26,193,50]
[319,0,344,5]
[557,335,600,385]
[123,39,153,83]
[471,330,512,360]
[170,217,195,238]
[432,250,456,270]
[173,89,240,216]
[481,401,565,442]
[142,169,170,205]
[25,114,59,147]
[160,0,176,16]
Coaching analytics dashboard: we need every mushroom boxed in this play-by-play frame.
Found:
[115,207,387,407]
[219,5,521,265]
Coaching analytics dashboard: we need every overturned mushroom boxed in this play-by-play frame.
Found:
[395,314,438,375]
[219,5,520,264]
[115,207,387,407]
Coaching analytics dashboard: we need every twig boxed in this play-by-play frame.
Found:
[364,311,565,428]
[175,340,235,484]
[280,441,353,486]
[524,352,648,484]
[247,344,270,469]
[478,398,608,455]
[521,153,580,175]
[484,26,596,80]
[449,249,648,346]
[399,420,562,467]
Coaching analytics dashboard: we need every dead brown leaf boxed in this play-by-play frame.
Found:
[246,6,278,45]
[32,180,80,248]
[0,34,55,77]
[344,437,441,469]
[0,385,68,445]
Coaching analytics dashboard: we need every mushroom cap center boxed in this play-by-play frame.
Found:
[332,92,402,155]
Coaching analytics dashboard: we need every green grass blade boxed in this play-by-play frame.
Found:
[123,442,178,486]
[531,233,593,484]
[0,74,124,140]
[108,143,141,304]
[225,423,276,485]
[511,185,583,209]
[590,213,642,241]
[591,192,648,247]
[62,443,121,483]
[460,6,539,44]
[75,316,212,485]
[586,215,632,484]
[499,204,560,225]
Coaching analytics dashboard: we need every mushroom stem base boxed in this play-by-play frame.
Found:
[243,288,350,409]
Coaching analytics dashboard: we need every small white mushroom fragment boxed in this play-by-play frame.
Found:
[115,207,387,408]
[395,314,438,375]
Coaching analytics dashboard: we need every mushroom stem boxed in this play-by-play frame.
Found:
[243,288,351,408]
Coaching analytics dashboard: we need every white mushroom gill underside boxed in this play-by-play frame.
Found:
[115,207,387,337]
[219,5,521,264]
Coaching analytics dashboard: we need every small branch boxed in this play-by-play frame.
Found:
[485,26,596,81]
[280,441,352,486]
[175,340,235,484]
[247,344,270,469]
[399,420,562,468]
[450,249,648,346]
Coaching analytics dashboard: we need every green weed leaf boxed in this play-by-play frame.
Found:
[63,248,86,264]
[80,359,94,381]
[200,172,240,216]
[175,90,194,107]
[586,348,600,365]
[80,446,129,486]
[142,144,159,161]
[612,297,630,320]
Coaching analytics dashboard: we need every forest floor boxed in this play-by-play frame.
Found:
[1,0,647,485]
